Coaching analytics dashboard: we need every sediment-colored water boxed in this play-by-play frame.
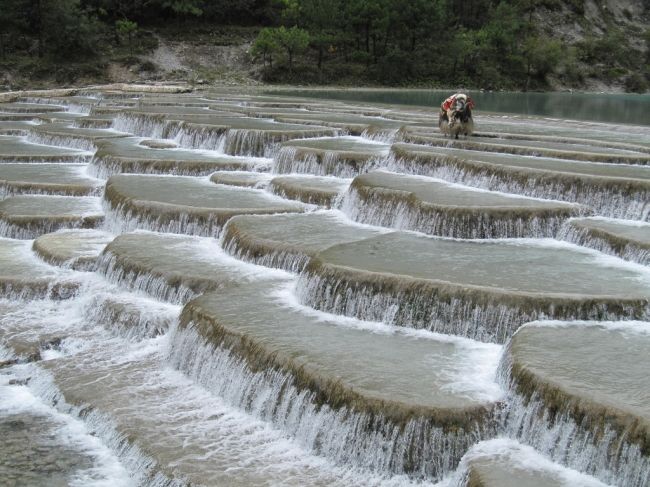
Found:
[0,87,646,486]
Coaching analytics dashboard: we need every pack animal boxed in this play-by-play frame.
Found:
[439,93,475,139]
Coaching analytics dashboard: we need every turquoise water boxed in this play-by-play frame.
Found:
[270,89,650,126]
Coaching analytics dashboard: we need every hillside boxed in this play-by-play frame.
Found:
[0,0,648,92]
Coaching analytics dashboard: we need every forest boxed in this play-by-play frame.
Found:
[0,0,648,91]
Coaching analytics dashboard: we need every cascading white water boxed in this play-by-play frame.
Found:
[339,185,579,239]
[384,153,650,221]
[112,113,166,139]
[273,146,384,177]
[101,200,225,238]
[2,90,648,487]
[557,221,650,266]
[496,352,650,487]
[94,251,201,305]
[26,132,98,152]
[168,322,495,481]
[294,269,650,344]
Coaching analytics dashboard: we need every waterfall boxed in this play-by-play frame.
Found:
[94,251,202,305]
[496,348,650,487]
[385,151,650,221]
[221,220,313,273]
[112,113,167,139]
[339,184,585,239]
[26,132,98,153]
[166,121,227,152]
[82,292,180,342]
[168,322,496,481]
[557,221,650,266]
[295,267,650,344]
[273,146,383,177]
[101,198,228,238]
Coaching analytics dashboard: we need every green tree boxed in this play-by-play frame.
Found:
[297,0,344,70]
[251,27,279,68]
[273,26,309,72]
[116,19,138,56]
[28,0,103,59]
[522,35,562,90]
[161,0,203,16]
[0,0,29,58]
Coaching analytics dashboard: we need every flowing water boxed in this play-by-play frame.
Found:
[0,87,648,487]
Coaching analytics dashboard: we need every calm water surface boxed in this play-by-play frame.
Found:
[270,89,650,126]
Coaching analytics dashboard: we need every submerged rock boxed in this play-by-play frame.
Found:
[499,320,650,486]
[209,170,271,188]
[222,211,385,272]
[269,175,349,207]
[0,135,90,163]
[389,143,650,220]
[32,229,113,270]
[298,232,650,342]
[92,137,266,177]
[0,196,103,239]
[452,438,609,487]
[103,174,303,236]
[26,122,126,152]
[403,131,650,165]
[0,238,77,299]
[96,232,286,303]
[343,170,587,238]
[0,163,101,198]
[559,217,650,266]
[175,280,501,480]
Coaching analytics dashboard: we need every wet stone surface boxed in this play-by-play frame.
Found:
[1,88,649,487]
[0,412,93,487]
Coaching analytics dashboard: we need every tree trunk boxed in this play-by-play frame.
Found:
[365,22,370,53]
[34,0,43,58]
[318,46,323,70]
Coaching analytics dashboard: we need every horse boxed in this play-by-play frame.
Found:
[439,93,474,139]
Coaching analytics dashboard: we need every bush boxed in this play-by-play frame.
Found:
[375,48,413,85]
[624,73,648,93]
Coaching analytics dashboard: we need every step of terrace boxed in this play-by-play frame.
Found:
[0,163,101,197]
[103,174,303,236]
[269,175,350,207]
[297,232,650,343]
[558,217,650,265]
[388,143,650,220]
[0,196,103,239]
[32,229,114,270]
[343,170,586,238]
[500,320,650,486]
[175,280,501,480]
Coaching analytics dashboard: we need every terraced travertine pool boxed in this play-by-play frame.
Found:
[0,86,648,487]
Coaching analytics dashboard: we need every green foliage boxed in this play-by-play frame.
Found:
[161,0,203,16]
[0,0,641,89]
[253,26,308,71]
[116,19,138,55]
[624,73,648,93]
[116,19,138,36]
[273,26,309,71]
[251,28,280,67]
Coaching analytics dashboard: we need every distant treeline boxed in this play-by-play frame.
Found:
[1,0,648,91]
